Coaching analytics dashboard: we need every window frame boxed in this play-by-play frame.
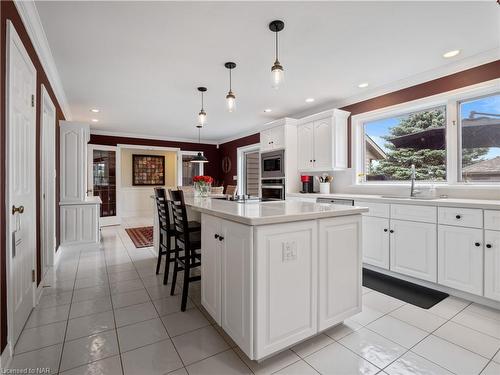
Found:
[352,79,500,187]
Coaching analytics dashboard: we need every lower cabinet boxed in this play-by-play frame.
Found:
[390,220,437,282]
[361,216,389,269]
[318,216,362,330]
[484,230,500,301]
[60,203,100,245]
[438,225,483,295]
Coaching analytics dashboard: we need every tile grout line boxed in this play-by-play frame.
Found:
[478,347,500,374]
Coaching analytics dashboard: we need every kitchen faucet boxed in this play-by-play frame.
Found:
[410,164,420,197]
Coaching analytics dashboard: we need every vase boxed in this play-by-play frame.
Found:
[195,182,211,197]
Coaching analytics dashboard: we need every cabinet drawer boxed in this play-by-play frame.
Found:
[438,207,483,228]
[354,201,389,218]
[485,210,500,231]
[391,204,436,223]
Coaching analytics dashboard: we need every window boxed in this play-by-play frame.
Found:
[459,93,500,182]
[178,151,203,186]
[363,106,447,182]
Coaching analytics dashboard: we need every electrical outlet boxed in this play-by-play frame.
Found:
[282,241,297,262]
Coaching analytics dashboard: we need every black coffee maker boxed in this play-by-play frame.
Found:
[300,175,314,193]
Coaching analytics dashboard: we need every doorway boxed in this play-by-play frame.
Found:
[177,151,204,186]
[40,85,56,277]
[6,21,37,348]
[237,144,260,196]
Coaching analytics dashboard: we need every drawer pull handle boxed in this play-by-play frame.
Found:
[456,215,461,219]
[475,242,481,247]
[383,229,388,232]
[486,244,492,249]
[214,234,219,239]
[219,236,224,241]
[389,229,394,233]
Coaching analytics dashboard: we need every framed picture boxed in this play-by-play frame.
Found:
[132,154,165,186]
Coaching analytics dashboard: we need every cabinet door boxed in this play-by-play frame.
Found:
[297,123,314,170]
[485,230,500,301]
[362,216,390,269]
[438,225,483,295]
[254,221,317,358]
[313,118,333,170]
[201,214,221,324]
[260,129,271,152]
[318,216,362,330]
[220,220,253,358]
[390,220,437,282]
[270,126,285,149]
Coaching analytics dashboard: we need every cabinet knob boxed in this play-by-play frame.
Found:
[214,234,219,239]
[486,244,492,249]
[219,236,224,241]
[455,214,461,219]
[313,159,316,162]
[383,229,388,232]
[310,160,312,162]
[389,229,394,233]
[475,242,481,247]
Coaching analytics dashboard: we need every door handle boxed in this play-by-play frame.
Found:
[12,205,24,215]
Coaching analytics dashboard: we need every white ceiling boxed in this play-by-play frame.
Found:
[35,1,500,142]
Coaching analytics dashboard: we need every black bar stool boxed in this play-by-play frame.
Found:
[154,187,200,286]
[168,189,202,311]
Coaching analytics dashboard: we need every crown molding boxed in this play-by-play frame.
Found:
[90,129,219,146]
[14,0,72,119]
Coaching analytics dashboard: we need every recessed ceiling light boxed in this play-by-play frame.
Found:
[90,108,100,113]
[264,108,272,113]
[91,119,99,123]
[443,49,460,58]
[358,82,369,88]
[305,98,315,103]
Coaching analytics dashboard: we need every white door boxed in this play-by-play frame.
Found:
[40,86,56,276]
[313,118,332,170]
[362,216,390,269]
[390,220,437,282]
[87,144,120,226]
[485,230,500,301]
[297,123,314,170]
[6,21,37,346]
[318,216,362,330]
[438,225,483,295]
[200,214,221,324]
[220,219,253,357]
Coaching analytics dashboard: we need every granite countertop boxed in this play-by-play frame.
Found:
[183,197,368,226]
[287,192,500,210]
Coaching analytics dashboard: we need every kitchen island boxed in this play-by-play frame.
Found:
[155,196,367,360]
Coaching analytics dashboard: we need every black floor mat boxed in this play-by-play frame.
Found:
[363,268,449,309]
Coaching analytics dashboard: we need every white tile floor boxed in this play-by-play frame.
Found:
[6,217,500,375]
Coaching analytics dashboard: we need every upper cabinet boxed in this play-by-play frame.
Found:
[60,121,90,202]
[297,109,350,172]
[260,124,285,152]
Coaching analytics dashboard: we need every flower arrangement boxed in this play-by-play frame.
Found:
[193,175,213,197]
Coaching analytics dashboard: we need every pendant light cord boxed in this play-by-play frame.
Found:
[201,91,204,111]
[229,68,232,91]
[275,31,279,62]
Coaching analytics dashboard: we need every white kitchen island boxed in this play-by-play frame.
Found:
[156,197,367,360]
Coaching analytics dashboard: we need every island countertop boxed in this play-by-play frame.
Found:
[183,196,368,225]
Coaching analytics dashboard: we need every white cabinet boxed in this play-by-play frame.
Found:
[484,210,500,231]
[485,230,500,301]
[318,216,361,330]
[297,109,350,172]
[362,216,390,269]
[60,203,100,245]
[438,225,483,295]
[60,122,90,202]
[390,220,437,282]
[254,220,318,358]
[260,125,285,152]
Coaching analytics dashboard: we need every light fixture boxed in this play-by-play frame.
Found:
[305,98,315,103]
[269,20,285,89]
[197,87,207,126]
[264,108,272,113]
[191,127,208,163]
[224,62,236,112]
[358,82,369,88]
[443,49,460,58]
[91,119,99,123]
[90,108,100,113]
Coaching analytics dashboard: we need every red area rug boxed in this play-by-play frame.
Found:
[125,226,154,248]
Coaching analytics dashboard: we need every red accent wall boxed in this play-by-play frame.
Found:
[218,133,260,186]
[1,0,66,353]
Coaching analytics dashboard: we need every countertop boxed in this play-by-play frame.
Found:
[183,196,368,226]
[59,196,103,206]
[287,192,500,210]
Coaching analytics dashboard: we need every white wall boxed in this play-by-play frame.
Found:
[120,148,177,218]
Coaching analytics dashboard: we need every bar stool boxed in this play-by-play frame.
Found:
[169,189,202,311]
[154,187,200,285]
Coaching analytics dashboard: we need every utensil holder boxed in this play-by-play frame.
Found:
[319,182,330,194]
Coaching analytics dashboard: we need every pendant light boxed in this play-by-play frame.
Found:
[224,62,237,112]
[191,126,208,163]
[269,20,285,89]
[197,87,207,127]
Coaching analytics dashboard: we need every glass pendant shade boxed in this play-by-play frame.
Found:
[271,62,284,89]
[191,152,208,163]
[226,91,236,112]
[198,110,207,127]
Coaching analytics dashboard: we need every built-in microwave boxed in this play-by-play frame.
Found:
[261,150,285,179]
